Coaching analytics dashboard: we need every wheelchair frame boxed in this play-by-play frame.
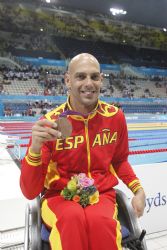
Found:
[24,189,147,250]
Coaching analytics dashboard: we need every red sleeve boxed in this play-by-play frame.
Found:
[20,138,52,200]
[112,110,142,193]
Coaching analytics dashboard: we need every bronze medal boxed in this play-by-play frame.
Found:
[57,117,72,139]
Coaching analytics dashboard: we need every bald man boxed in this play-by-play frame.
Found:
[20,53,145,250]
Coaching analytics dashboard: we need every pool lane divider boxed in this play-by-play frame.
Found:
[6,144,167,155]
[129,148,167,154]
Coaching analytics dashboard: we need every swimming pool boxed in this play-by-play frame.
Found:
[1,114,167,165]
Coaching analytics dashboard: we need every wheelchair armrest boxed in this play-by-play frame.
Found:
[24,196,42,250]
[116,189,140,235]
[24,203,30,250]
[115,189,147,250]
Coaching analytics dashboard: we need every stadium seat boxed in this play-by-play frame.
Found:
[24,189,147,250]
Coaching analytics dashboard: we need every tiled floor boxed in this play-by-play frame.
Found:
[146,231,167,250]
[1,230,167,249]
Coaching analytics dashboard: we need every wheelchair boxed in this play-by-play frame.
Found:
[24,189,147,250]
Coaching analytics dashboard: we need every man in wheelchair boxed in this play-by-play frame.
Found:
[20,53,146,250]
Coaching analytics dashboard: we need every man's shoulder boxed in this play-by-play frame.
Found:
[98,100,120,117]
[44,102,67,121]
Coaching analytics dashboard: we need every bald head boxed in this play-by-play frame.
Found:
[68,53,100,73]
[65,53,103,114]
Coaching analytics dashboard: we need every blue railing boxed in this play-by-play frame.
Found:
[1,95,167,104]
[18,57,167,76]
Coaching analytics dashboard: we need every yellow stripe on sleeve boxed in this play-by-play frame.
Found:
[25,148,42,166]
[29,148,41,157]
[25,155,42,166]
[133,185,143,194]
[128,179,142,194]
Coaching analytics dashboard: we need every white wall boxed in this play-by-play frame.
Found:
[117,162,167,234]
[0,147,27,231]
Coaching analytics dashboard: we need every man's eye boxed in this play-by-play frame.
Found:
[91,74,100,81]
[76,74,86,80]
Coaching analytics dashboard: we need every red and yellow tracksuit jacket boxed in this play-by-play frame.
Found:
[20,99,142,200]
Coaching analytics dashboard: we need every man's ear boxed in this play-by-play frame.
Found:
[100,72,104,88]
[64,72,71,89]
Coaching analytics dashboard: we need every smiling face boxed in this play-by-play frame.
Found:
[65,53,103,114]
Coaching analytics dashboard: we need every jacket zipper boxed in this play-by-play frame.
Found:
[84,119,92,178]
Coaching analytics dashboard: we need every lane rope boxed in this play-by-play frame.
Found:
[7,144,167,155]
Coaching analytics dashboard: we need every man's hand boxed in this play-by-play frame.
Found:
[131,188,146,217]
[30,119,61,153]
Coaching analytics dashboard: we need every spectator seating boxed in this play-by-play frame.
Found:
[4,79,43,95]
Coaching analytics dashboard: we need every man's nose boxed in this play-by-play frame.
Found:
[85,76,92,84]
